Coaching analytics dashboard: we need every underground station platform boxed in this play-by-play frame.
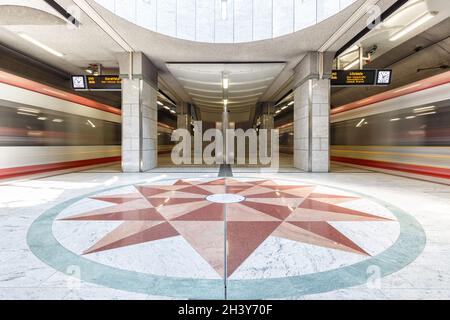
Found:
[0,0,450,311]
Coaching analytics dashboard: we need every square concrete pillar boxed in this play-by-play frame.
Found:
[260,114,274,130]
[293,52,333,172]
[118,52,158,172]
[177,114,191,130]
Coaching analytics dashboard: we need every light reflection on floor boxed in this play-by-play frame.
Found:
[1,167,449,299]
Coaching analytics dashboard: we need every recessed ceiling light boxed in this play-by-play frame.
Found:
[222,78,229,89]
[18,32,64,57]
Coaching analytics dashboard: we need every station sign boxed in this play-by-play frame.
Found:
[71,75,122,91]
[331,70,392,87]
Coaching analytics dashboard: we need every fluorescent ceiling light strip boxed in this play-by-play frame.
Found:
[18,33,64,57]
[87,120,96,128]
[17,112,37,117]
[18,107,40,114]
[356,118,365,127]
[73,0,133,52]
[414,106,435,113]
[416,111,436,116]
[389,11,437,41]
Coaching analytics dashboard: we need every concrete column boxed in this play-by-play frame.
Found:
[222,111,232,164]
[260,101,275,130]
[259,102,275,158]
[177,102,191,131]
[293,52,334,172]
[117,52,158,172]
[260,114,274,130]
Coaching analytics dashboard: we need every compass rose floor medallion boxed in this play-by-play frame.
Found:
[28,177,425,299]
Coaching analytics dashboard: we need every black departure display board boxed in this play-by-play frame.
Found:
[71,75,122,91]
[331,70,392,87]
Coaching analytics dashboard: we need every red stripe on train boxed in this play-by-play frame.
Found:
[0,70,121,115]
[0,156,121,180]
[331,156,450,180]
[332,71,450,115]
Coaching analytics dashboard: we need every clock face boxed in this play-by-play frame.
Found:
[376,70,392,85]
[72,76,86,89]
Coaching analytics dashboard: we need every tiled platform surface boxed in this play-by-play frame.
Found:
[1,166,449,300]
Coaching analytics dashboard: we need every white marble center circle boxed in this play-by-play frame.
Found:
[206,194,245,204]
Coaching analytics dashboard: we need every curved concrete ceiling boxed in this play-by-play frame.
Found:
[0,0,398,116]
[167,63,285,122]
[0,5,65,25]
[86,0,398,103]
[93,0,358,44]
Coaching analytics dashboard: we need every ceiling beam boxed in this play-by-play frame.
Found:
[73,0,133,53]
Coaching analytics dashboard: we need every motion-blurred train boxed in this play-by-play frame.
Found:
[0,70,122,179]
[0,70,175,179]
[277,71,450,181]
[2,69,450,181]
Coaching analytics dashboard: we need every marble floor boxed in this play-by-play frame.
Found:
[1,165,449,300]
